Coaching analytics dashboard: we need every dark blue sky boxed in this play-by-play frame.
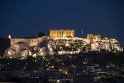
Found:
[0,0,124,42]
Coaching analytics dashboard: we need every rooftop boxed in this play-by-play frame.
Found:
[50,29,74,30]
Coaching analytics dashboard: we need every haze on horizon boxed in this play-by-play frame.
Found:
[0,0,124,42]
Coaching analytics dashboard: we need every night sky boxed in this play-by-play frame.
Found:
[0,0,124,42]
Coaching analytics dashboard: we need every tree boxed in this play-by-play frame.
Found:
[38,32,45,37]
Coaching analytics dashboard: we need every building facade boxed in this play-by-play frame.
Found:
[87,34,101,40]
[50,29,75,37]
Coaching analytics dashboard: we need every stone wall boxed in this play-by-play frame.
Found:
[10,36,49,46]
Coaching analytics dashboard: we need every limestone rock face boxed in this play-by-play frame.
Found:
[4,42,30,58]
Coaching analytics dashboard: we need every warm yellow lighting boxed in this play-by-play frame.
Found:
[50,29,75,37]
[51,65,54,68]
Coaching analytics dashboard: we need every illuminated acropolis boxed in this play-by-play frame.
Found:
[3,29,123,59]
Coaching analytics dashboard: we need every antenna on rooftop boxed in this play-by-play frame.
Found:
[82,29,83,35]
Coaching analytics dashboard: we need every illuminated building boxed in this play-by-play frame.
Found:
[87,34,101,40]
[50,29,75,37]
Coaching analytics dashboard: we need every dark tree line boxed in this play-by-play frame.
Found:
[38,32,45,37]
